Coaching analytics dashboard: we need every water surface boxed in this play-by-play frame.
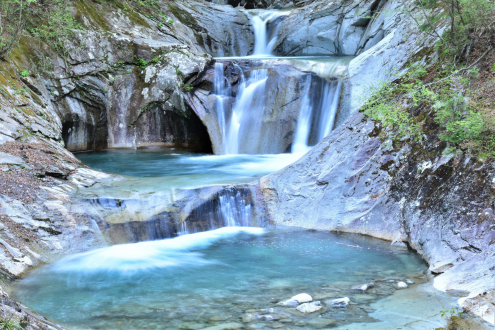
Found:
[13,228,431,330]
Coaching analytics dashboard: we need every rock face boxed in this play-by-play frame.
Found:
[269,0,394,56]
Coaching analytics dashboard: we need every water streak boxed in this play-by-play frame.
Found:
[224,69,268,154]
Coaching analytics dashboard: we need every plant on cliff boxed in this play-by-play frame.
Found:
[363,0,495,159]
[0,317,24,330]
[0,0,36,59]
[0,0,83,58]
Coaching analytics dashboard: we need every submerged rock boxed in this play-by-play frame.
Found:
[278,293,312,306]
[331,297,350,308]
[296,301,322,313]
[201,322,244,330]
[351,282,374,292]
[307,318,337,328]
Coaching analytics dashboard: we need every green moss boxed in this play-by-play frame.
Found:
[167,4,200,31]
[75,0,113,32]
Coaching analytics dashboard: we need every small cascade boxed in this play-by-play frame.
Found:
[291,75,313,154]
[291,76,344,153]
[218,189,252,227]
[180,188,253,234]
[214,63,230,151]
[81,184,254,243]
[248,10,287,56]
[224,68,269,154]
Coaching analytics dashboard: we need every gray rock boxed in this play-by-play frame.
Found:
[0,152,25,166]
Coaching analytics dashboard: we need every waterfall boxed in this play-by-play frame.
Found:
[224,69,268,154]
[212,58,350,155]
[291,76,313,154]
[82,186,254,243]
[317,80,342,142]
[214,63,229,152]
[248,10,287,56]
[291,77,344,154]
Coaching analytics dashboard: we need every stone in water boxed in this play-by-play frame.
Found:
[296,301,322,313]
[331,297,350,307]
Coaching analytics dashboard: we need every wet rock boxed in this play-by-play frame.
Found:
[306,318,337,328]
[258,314,281,321]
[278,293,312,306]
[330,297,350,308]
[351,282,374,292]
[242,313,256,323]
[201,322,244,330]
[210,315,230,321]
[178,322,205,330]
[296,301,322,313]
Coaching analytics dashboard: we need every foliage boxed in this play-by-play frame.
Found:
[363,0,495,159]
[362,63,495,159]
[20,70,29,77]
[182,83,193,92]
[0,318,24,330]
[361,65,431,142]
[26,0,84,54]
[401,0,495,61]
[440,307,464,319]
[0,0,36,58]
[0,0,84,58]
[134,56,148,69]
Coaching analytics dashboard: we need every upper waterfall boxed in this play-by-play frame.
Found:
[247,10,288,57]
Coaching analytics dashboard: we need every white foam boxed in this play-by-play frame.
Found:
[51,227,265,273]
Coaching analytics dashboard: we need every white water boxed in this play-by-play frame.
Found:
[51,227,265,273]
[216,67,269,154]
[248,10,288,57]
[291,75,313,154]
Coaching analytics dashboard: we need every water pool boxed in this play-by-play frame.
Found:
[12,228,432,330]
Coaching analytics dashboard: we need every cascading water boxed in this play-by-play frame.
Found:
[248,10,288,56]
[212,57,351,155]
[225,69,268,154]
[291,75,345,153]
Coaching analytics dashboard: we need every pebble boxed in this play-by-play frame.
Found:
[397,282,408,289]
[331,297,350,307]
